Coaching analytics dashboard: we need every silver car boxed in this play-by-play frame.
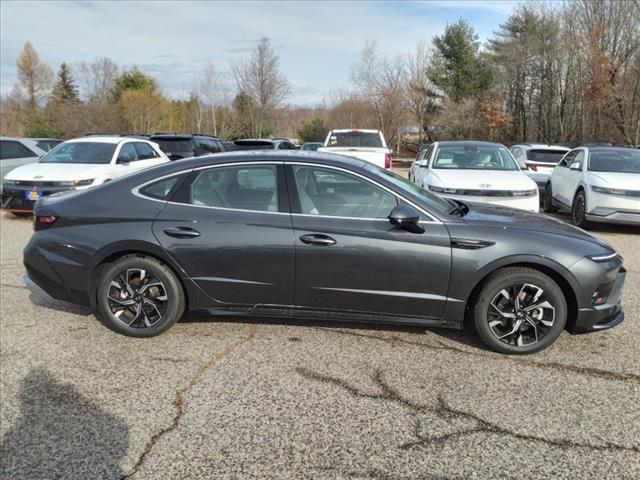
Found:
[1,137,46,184]
[510,143,570,193]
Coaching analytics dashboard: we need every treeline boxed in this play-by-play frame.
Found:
[1,0,638,148]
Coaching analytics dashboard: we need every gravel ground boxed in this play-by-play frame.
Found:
[1,201,639,479]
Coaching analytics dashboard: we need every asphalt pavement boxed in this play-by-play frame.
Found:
[1,199,639,479]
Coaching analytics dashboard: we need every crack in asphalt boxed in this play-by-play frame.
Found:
[0,283,24,290]
[120,323,257,479]
[317,328,640,383]
[296,367,640,455]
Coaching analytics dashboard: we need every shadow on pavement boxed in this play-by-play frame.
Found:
[0,368,128,479]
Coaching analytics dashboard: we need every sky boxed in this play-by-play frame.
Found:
[0,0,521,106]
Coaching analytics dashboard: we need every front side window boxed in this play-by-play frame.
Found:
[118,143,139,162]
[190,164,279,212]
[39,142,116,164]
[558,150,576,168]
[135,142,158,160]
[432,145,518,171]
[292,165,396,218]
[588,148,640,173]
[571,150,585,170]
[0,140,36,160]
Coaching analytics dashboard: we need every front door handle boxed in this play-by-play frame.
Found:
[299,234,336,246]
[163,227,201,239]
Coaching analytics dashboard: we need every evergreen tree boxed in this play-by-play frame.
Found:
[51,62,79,102]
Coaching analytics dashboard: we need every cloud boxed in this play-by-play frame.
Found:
[0,0,517,102]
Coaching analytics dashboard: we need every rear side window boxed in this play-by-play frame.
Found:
[134,142,159,160]
[118,143,139,162]
[189,165,279,212]
[0,140,36,160]
[139,175,182,200]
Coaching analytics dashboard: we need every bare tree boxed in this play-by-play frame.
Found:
[406,41,442,141]
[75,58,119,101]
[232,37,290,136]
[16,41,53,111]
[196,62,228,136]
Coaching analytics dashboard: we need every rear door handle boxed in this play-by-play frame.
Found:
[163,227,201,239]
[299,234,336,246]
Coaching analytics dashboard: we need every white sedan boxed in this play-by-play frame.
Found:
[1,136,169,214]
[543,146,640,227]
[409,141,539,212]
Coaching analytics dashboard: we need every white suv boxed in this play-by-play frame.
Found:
[543,146,640,227]
[510,144,570,193]
[1,136,168,214]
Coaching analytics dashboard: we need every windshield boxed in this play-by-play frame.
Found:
[433,145,518,171]
[326,131,383,148]
[153,139,195,153]
[365,164,453,215]
[526,149,568,163]
[300,143,322,151]
[588,149,640,173]
[39,142,116,164]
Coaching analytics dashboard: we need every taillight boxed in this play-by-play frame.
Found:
[385,152,392,169]
[525,162,537,172]
[34,215,58,230]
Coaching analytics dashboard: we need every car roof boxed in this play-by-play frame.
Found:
[513,143,570,150]
[435,141,504,147]
[70,136,135,144]
[149,134,194,140]
[330,129,380,134]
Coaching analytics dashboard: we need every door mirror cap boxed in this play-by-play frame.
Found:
[117,157,130,165]
[570,162,581,171]
[388,204,424,232]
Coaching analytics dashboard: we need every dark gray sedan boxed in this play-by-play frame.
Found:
[24,151,626,354]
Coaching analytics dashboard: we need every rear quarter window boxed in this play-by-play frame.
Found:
[139,175,184,200]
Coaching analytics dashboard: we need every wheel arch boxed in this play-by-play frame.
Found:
[463,259,579,333]
[89,242,193,312]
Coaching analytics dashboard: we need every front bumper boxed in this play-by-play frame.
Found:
[586,210,640,226]
[2,185,73,213]
[571,265,626,334]
[443,193,539,213]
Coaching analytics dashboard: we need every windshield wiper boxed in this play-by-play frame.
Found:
[448,200,469,217]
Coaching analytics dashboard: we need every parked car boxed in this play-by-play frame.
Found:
[24,151,626,354]
[410,141,539,212]
[232,138,297,150]
[24,138,63,152]
[317,129,392,169]
[149,134,225,160]
[300,142,323,152]
[543,146,640,227]
[1,136,168,214]
[1,137,46,186]
[222,141,239,151]
[510,143,570,192]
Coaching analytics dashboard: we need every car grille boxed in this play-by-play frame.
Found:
[7,180,62,187]
[457,189,536,197]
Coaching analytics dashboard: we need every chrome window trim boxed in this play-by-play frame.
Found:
[132,159,442,222]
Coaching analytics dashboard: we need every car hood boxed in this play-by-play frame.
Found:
[588,172,640,190]
[429,169,536,190]
[461,202,610,248]
[3,162,110,181]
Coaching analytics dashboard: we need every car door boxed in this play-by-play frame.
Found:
[551,150,576,206]
[564,149,586,204]
[152,161,295,306]
[288,163,451,320]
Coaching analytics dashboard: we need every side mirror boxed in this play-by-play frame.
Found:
[570,162,581,171]
[388,204,424,233]
[420,162,429,168]
[117,157,130,165]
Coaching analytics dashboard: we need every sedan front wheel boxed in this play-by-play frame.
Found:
[472,267,567,354]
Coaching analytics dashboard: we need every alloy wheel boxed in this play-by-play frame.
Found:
[572,193,585,225]
[106,268,168,328]
[488,283,556,347]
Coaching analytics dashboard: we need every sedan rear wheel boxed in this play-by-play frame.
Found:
[95,255,185,337]
[472,267,567,354]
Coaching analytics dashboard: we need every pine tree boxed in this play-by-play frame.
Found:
[52,62,79,102]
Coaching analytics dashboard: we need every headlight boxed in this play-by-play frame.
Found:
[429,185,458,194]
[72,179,94,186]
[592,186,627,195]
[586,251,619,262]
[511,188,538,197]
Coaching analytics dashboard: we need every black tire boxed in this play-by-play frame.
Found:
[571,189,590,228]
[543,183,557,213]
[472,267,567,354]
[95,255,185,337]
